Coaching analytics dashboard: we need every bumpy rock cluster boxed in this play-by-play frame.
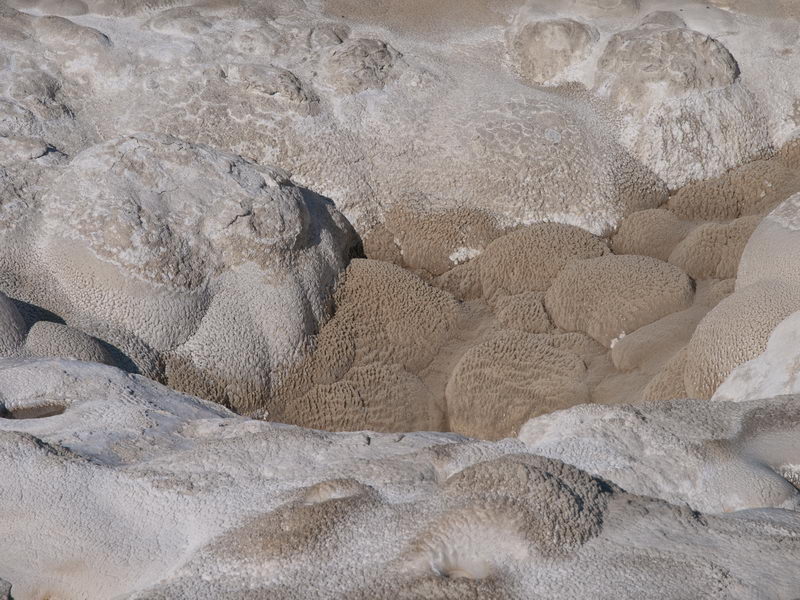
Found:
[1,0,800,597]
[2,359,800,598]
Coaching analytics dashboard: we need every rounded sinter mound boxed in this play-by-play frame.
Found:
[544,254,694,347]
[684,280,800,399]
[2,0,800,597]
[611,208,695,261]
[477,222,609,301]
[510,18,598,85]
[447,331,590,439]
[668,215,761,280]
[0,133,357,413]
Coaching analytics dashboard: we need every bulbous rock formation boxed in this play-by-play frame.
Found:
[545,254,695,347]
[1,133,357,413]
[510,18,597,85]
[446,331,591,439]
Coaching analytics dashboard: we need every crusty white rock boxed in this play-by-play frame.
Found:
[1,358,799,599]
[520,396,800,513]
[0,133,357,413]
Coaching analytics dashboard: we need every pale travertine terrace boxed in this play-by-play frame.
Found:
[1,0,800,598]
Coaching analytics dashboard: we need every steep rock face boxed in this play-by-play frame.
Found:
[1,358,800,599]
[0,133,357,413]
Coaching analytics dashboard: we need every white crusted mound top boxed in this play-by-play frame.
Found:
[0,133,357,413]
[1,358,800,599]
[2,0,798,235]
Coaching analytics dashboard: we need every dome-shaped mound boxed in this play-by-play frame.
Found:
[545,254,694,346]
[737,193,800,290]
[23,321,115,366]
[684,280,800,399]
[477,222,609,302]
[596,27,739,108]
[611,208,694,261]
[446,331,590,439]
[272,258,460,431]
[8,133,356,413]
[510,18,597,85]
[668,215,761,280]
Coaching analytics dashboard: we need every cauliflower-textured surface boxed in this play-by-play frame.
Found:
[668,215,761,280]
[611,208,695,261]
[2,357,799,599]
[446,331,591,439]
[477,222,609,302]
[684,280,800,399]
[0,133,357,413]
[545,254,694,346]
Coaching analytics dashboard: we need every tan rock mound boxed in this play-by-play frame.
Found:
[667,144,800,220]
[611,208,694,261]
[611,306,707,373]
[594,21,768,188]
[668,215,761,280]
[446,331,590,439]
[684,280,800,399]
[477,222,609,302]
[545,254,694,346]
[368,206,503,277]
[273,259,460,431]
[23,321,115,365]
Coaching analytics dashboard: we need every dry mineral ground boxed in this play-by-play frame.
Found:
[1,0,800,598]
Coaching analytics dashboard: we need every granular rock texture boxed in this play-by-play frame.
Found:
[0,132,358,412]
[2,358,800,599]
[1,0,800,597]
[545,254,694,347]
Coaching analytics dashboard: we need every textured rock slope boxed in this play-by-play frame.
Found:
[1,0,800,417]
[1,0,800,598]
[1,358,799,599]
